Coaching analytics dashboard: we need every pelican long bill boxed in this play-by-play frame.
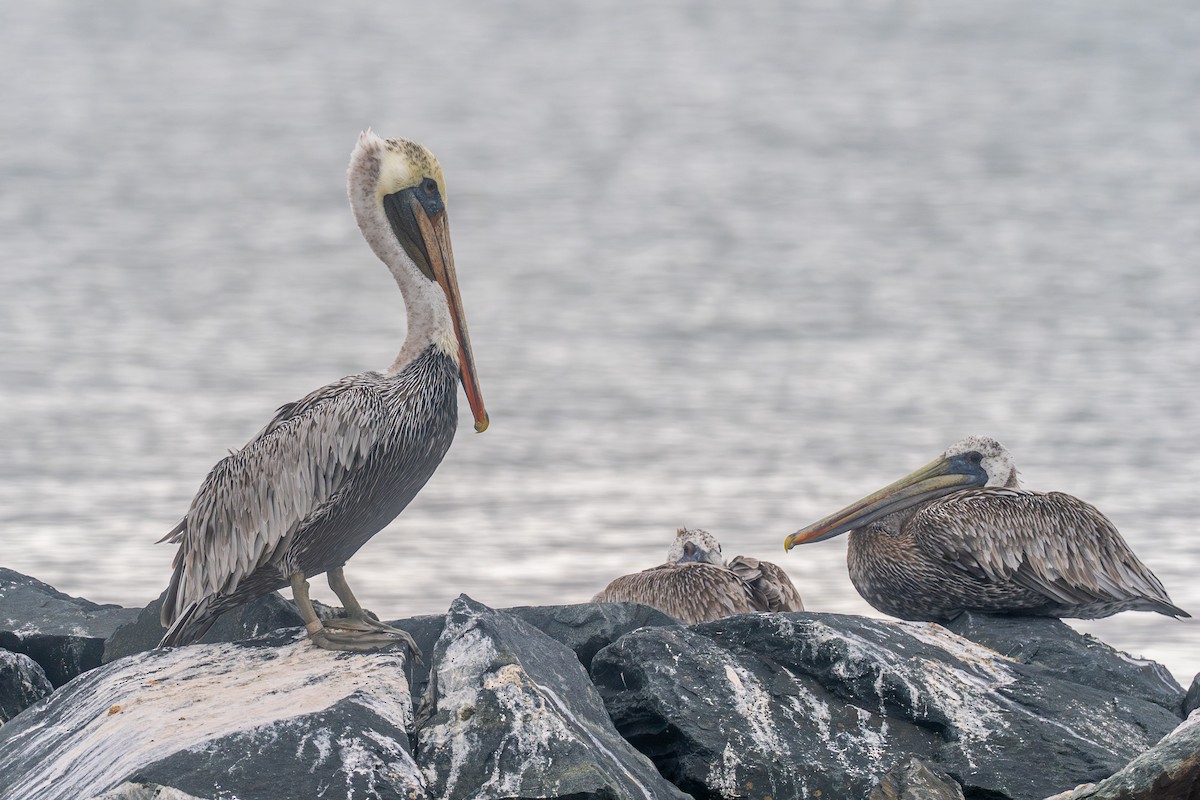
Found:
[386,187,489,433]
[784,454,985,550]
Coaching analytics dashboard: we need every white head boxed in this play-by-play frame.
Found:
[941,435,1020,488]
[667,528,727,567]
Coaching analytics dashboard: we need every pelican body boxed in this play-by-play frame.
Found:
[784,436,1187,621]
[159,133,488,651]
[593,528,804,625]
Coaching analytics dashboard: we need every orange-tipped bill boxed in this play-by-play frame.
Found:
[784,455,982,551]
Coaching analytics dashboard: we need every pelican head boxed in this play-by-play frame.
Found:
[784,436,1019,550]
[668,528,727,567]
[348,131,488,432]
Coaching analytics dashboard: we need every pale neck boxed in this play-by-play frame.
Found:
[348,188,458,376]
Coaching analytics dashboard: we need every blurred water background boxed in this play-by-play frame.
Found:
[1,2,1197,681]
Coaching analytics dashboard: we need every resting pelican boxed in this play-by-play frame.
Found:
[784,436,1188,621]
[159,132,488,652]
[593,528,804,625]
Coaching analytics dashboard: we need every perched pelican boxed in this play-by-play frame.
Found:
[159,132,488,652]
[593,528,804,625]
[784,436,1188,621]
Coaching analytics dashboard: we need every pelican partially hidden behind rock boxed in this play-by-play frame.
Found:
[784,436,1188,622]
[158,132,489,653]
[593,528,804,625]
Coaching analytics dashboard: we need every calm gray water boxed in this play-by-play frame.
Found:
[1,2,1197,681]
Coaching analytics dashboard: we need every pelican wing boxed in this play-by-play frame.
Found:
[592,562,760,625]
[911,489,1182,614]
[161,377,385,627]
[728,556,805,613]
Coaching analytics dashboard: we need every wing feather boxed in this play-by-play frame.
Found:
[161,377,385,627]
[911,489,1182,614]
[728,556,805,613]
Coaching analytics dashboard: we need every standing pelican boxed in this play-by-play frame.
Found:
[593,528,804,625]
[159,132,488,652]
[784,436,1188,621]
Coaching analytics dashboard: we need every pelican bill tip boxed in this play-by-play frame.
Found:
[474,414,490,433]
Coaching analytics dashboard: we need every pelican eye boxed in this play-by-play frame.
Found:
[967,452,983,465]
[412,177,445,219]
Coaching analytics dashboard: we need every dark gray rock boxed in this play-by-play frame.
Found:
[0,648,53,723]
[0,637,423,800]
[0,568,139,687]
[103,590,310,663]
[98,785,205,799]
[392,602,679,704]
[591,612,1182,800]
[508,602,680,671]
[1044,712,1200,800]
[944,612,1185,715]
[870,757,965,800]
[1184,674,1199,718]
[415,595,690,800]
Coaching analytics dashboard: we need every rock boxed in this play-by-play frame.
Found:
[98,785,207,800]
[0,649,54,723]
[591,612,1182,800]
[393,602,679,703]
[0,636,423,800]
[944,612,1185,715]
[508,602,680,671]
[415,595,690,800]
[0,568,140,687]
[102,590,310,663]
[1184,674,1199,718]
[870,757,965,800]
[1043,712,1200,800]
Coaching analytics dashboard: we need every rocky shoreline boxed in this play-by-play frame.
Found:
[1,567,1197,800]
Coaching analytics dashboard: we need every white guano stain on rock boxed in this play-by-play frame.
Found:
[723,661,787,756]
[772,616,1021,768]
[424,624,656,800]
[0,639,414,800]
[419,626,497,796]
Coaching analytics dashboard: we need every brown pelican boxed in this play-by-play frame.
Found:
[784,436,1188,621]
[158,132,488,652]
[593,528,804,625]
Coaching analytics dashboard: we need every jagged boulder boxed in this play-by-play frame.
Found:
[0,634,423,800]
[385,601,679,702]
[0,648,53,723]
[102,590,317,663]
[415,595,691,800]
[0,568,139,686]
[1184,674,1199,718]
[943,612,1184,714]
[507,601,680,670]
[1044,712,1200,800]
[591,612,1183,800]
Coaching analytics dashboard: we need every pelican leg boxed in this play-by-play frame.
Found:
[325,566,371,619]
[289,571,416,655]
[320,567,421,661]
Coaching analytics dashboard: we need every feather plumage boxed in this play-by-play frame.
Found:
[592,528,804,625]
[791,437,1188,622]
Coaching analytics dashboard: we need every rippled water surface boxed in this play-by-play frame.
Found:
[1,2,1197,681]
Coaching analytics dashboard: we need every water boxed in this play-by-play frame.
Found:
[1,2,1197,682]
